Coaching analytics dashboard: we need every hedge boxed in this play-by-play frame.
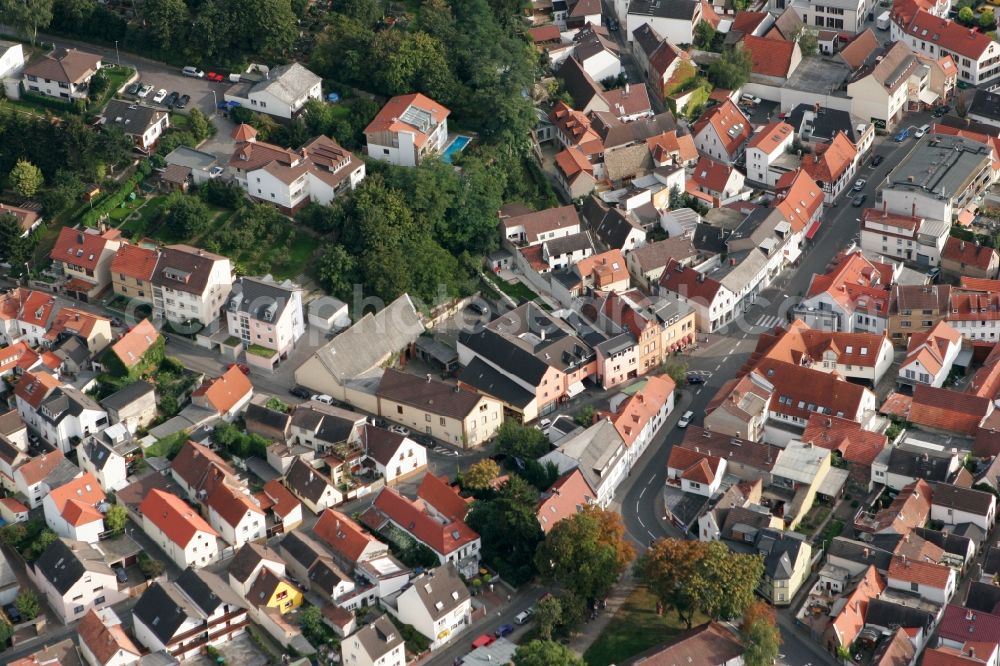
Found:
[81,172,144,228]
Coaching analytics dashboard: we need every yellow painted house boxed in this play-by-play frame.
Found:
[248,568,303,614]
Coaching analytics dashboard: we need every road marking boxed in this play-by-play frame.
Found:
[647,530,656,540]
[639,486,647,499]
[636,511,645,528]
[714,364,722,371]
[729,346,737,354]
[741,332,748,339]
[754,314,782,329]
[696,388,702,395]
[646,475,656,486]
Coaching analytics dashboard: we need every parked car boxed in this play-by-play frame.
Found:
[851,193,868,207]
[466,302,488,316]
[182,66,205,78]
[677,410,694,428]
[114,567,128,583]
[852,179,866,191]
[933,104,950,117]
[175,94,190,109]
[514,609,533,625]
[871,153,884,166]
[686,373,706,385]
[471,635,496,650]
[388,424,411,436]
[495,624,514,638]
[311,394,334,404]
[137,84,154,98]
[914,124,930,138]
[4,603,21,625]
[289,386,310,399]
[152,88,168,103]
[893,128,909,142]
[163,91,179,107]
[538,418,552,429]
[206,71,225,82]
[126,82,140,96]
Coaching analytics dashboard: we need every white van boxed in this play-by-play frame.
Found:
[876,11,891,30]
[915,124,930,138]
[515,610,533,625]
[182,66,205,78]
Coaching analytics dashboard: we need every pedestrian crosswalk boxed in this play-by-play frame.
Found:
[753,314,783,330]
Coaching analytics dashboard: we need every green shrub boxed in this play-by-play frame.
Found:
[81,172,143,228]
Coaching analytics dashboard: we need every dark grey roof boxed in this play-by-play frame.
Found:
[133,582,190,645]
[595,333,636,357]
[953,522,986,546]
[409,564,469,621]
[785,104,859,144]
[351,615,404,661]
[969,89,1000,123]
[632,23,665,59]
[931,482,995,516]
[290,403,363,445]
[693,222,729,255]
[545,231,594,257]
[279,530,327,570]
[827,536,894,571]
[593,111,678,150]
[39,386,103,426]
[591,205,643,251]
[152,245,228,295]
[966,581,1000,614]
[47,458,85,491]
[864,598,935,632]
[629,0,699,20]
[227,542,280,584]
[226,276,300,325]
[99,380,155,412]
[756,528,806,580]
[307,557,350,594]
[51,334,91,366]
[81,437,117,471]
[456,357,536,409]
[912,527,973,559]
[886,447,953,483]
[458,330,550,387]
[101,100,166,135]
[34,538,111,595]
[245,403,290,435]
[362,425,408,467]
[556,56,604,111]
[175,567,228,616]
[285,457,335,502]
[938,114,1000,137]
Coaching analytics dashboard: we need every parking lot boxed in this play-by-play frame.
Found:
[123,65,230,116]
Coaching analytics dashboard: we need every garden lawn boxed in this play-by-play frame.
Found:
[484,272,539,304]
[584,587,705,666]
[118,195,168,238]
[221,226,315,280]
[89,67,135,111]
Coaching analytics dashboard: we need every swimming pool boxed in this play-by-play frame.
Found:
[441,135,471,164]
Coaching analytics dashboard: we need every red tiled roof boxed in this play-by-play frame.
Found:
[260,479,300,519]
[139,488,217,547]
[805,251,891,313]
[950,292,1000,322]
[528,24,561,44]
[923,646,996,666]
[50,227,116,272]
[801,413,888,466]
[78,609,140,665]
[365,93,450,148]
[416,474,472,523]
[313,508,383,562]
[659,258,724,304]
[774,169,822,233]
[839,29,880,69]
[865,479,932,534]
[372,487,478,556]
[755,357,871,422]
[44,307,108,344]
[939,604,1000,645]
[756,319,888,369]
[888,554,952,589]
[732,11,770,33]
[801,132,857,185]
[537,469,595,534]
[960,277,1000,292]
[15,449,66,486]
[232,123,258,141]
[555,146,594,179]
[192,364,253,415]
[0,498,28,514]
[742,35,796,78]
[830,565,885,648]
[14,371,60,410]
[909,385,991,435]
[207,482,263,529]
[691,156,735,194]
[111,319,159,369]
[943,236,998,271]
[17,290,56,328]
[110,244,159,281]
[905,9,996,60]
[747,121,794,153]
[170,440,237,497]
[48,473,105,527]
[903,320,961,378]
[693,99,750,157]
[969,344,1000,399]
[647,130,698,164]
[0,203,40,233]
[575,250,629,288]
[609,375,676,448]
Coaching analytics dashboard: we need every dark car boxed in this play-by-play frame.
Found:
[163,91,179,107]
[851,193,867,207]
[871,153,884,166]
[126,82,141,96]
[933,104,951,117]
[114,567,128,584]
[289,386,310,399]
[4,603,21,625]
[466,302,488,316]
[175,94,190,109]
[495,623,515,638]
[686,373,706,385]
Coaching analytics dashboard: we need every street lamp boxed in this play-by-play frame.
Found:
[114,40,120,67]
[211,89,217,114]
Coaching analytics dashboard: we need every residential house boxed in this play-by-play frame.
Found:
[206,482,266,548]
[692,99,751,165]
[931,482,996,531]
[797,250,895,333]
[283,457,342,513]
[99,100,169,152]
[618,622,745,666]
[773,169,825,245]
[0,40,24,86]
[941,237,999,280]
[365,93,450,167]
[968,89,1000,128]
[42,472,106,544]
[225,276,305,369]
[658,259,736,332]
[743,34,803,82]
[139,489,220,569]
[313,508,391,572]
[899,320,962,387]
[745,121,795,186]
[23,48,101,101]
[109,244,159,306]
[78,428,133,493]
[624,236,706,289]
[78,608,141,666]
[191,364,253,421]
[666,446,727,498]
[947,290,1000,342]
[341,615,405,666]
[44,307,113,354]
[801,413,888,484]
[689,157,747,207]
[288,400,367,454]
[801,132,858,203]
[227,128,365,215]
[871,448,957,491]
[572,27,623,82]
[361,425,428,484]
[245,403,291,443]
[222,63,322,119]
[630,24,693,98]
[226,541,285,598]
[886,555,957,604]
[244,567,306,649]
[499,205,582,248]
[584,201,647,253]
[894,9,1000,88]
[887,284,952,345]
[626,0,703,46]
[108,319,160,375]
[0,202,42,238]
[541,420,629,507]
[824,565,886,653]
[386,564,471,650]
[151,244,233,327]
[907,384,992,436]
[376,369,503,449]
[257,479,304,535]
[847,42,919,128]
[132,569,247,662]
[606,375,675,466]
[16,376,109,454]
[100,380,157,434]
[14,448,77,509]
[49,227,121,301]
[536,469,596,534]
[756,529,812,606]
[29,538,125,624]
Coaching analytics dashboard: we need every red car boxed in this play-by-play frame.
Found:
[471,634,495,650]
[206,72,224,82]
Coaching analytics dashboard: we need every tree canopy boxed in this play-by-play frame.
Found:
[467,475,544,585]
[496,420,551,460]
[513,640,585,666]
[708,45,752,90]
[741,601,782,666]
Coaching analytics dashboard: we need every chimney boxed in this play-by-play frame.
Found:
[883,200,887,215]
[426,374,432,383]
[969,647,976,658]
[961,241,966,252]
[863,547,870,558]
[912,202,916,218]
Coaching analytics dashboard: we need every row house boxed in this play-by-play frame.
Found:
[78,608,142,666]
[658,259,736,333]
[630,23,693,98]
[847,42,919,129]
[941,236,1000,280]
[893,8,1000,88]
[745,121,796,186]
[386,565,471,651]
[946,290,1000,342]
[109,243,160,307]
[860,206,948,269]
[798,250,895,333]
[626,0,703,47]
[225,276,305,370]
[78,426,135,492]
[898,320,962,387]
[605,375,675,467]
[49,227,121,302]
[152,244,233,328]
[887,284,952,344]
[692,99,752,166]
[773,169,825,247]
[801,132,858,204]
[13,448,79,509]
[591,289,697,373]
[29,538,126,624]
[206,482,266,549]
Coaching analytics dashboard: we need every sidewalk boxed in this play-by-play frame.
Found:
[566,569,639,656]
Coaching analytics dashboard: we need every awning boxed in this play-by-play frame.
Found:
[566,381,586,398]
[918,88,938,105]
[784,244,802,264]
[805,219,822,240]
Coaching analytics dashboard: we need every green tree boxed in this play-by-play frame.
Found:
[298,604,324,639]
[188,108,212,143]
[0,213,35,269]
[312,244,358,300]
[30,530,58,560]
[160,192,210,239]
[708,45,752,90]
[97,126,132,171]
[464,459,501,491]
[143,0,189,50]
[981,8,996,29]
[14,590,40,621]
[496,419,550,459]
[512,640,584,666]
[9,159,43,197]
[231,0,298,54]
[467,475,544,584]
[41,169,84,216]
[575,405,595,427]
[693,20,716,50]
[265,397,289,413]
[534,595,562,641]
[797,29,819,57]
[138,552,165,579]
[87,68,110,101]
[534,506,634,603]
[0,523,26,548]
[958,6,975,25]
[104,504,128,535]
[662,360,688,386]
[741,602,782,666]
[0,619,12,645]
[2,0,54,45]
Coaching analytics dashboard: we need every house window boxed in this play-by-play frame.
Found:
[74,605,85,614]
[397,406,403,415]
[425,414,431,422]
[440,417,446,426]
[95,596,105,605]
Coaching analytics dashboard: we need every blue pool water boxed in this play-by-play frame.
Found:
[441,135,471,164]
